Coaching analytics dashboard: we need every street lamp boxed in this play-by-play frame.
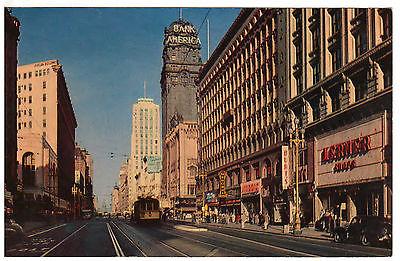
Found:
[289,118,305,236]
[72,185,78,220]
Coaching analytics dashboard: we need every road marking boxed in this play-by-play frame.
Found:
[159,241,189,257]
[206,248,219,257]
[111,221,147,257]
[40,223,88,257]
[207,230,319,257]
[161,227,245,256]
[28,223,67,238]
[107,223,125,257]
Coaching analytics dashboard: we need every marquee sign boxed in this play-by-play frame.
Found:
[164,21,201,47]
[219,171,227,198]
[241,179,261,196]
[282,146,289,189]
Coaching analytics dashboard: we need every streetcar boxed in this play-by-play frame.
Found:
[132,197,161,224]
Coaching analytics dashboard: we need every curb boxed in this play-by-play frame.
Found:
[171,220,331,242]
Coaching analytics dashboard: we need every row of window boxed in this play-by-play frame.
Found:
[18,69,50,80]
[18,81,47,93]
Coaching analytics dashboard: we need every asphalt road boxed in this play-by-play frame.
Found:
[5,218,392,257]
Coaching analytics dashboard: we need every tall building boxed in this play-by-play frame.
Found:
[4,8,20,205]
[160,18,202,212]
[16,60,77,215]
[129,97,161,208]
[284,8,392,224]
[198,9,289,222]
[198,8,392,226]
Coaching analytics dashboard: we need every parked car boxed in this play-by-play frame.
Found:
[333,215,391,247]
[5,218,26,247]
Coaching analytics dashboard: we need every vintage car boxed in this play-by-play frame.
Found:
[333,215,391,247]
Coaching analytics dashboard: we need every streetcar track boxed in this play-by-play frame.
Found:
[159,241,189,257]
[28,223,67,238]
[107,223,125,257]
[202,225,388,257]
[207,229,319,257]
[158,226,246,256]
[40,223,88,257]
[110,221,147,257]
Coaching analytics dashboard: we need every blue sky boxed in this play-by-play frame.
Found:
[12,7,240,210]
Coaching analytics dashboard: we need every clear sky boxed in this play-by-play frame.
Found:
[12,7,241,211]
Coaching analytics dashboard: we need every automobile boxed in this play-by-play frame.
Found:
[82,210,92,220]
[5,218,26,247]
[333,215,391,247]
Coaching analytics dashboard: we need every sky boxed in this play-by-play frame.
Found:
[11,7,241,211]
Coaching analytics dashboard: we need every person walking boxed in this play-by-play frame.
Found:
[264,211,270,230]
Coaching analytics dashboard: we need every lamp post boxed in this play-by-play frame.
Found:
[72,185,77,220]
[289,118,305,236]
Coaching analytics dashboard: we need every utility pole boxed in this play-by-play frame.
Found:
[289,118,305,236]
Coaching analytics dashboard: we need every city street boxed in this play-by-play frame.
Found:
[5,219,392,257]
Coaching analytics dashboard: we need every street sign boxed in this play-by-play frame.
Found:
[147,156,162,173]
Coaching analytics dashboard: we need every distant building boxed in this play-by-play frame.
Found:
[160,18,201,212]
[74,144,95,216]
[17,60,77,215]
[111,185,119,214]
[129,97,161,209]
[118,160,129,214]
[4,8,20,207]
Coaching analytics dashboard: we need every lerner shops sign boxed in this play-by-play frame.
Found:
[321,135,371,173]
[316,116,385,188]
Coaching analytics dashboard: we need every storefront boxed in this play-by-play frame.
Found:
[241,179,261,224]
[220,186,241,222]
[314,114,391,224]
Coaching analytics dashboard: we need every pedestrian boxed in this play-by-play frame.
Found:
[264,211,270,230]
[254,212,259,226]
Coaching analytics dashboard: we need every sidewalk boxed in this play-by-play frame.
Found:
[170,219,333,242]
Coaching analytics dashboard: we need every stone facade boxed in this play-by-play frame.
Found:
[17,60,77,213]
[160,18,201,209]
[129,97,161,209]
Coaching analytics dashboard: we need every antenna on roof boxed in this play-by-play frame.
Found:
[179,8,182,20]
[207,19,210,60]
[144,81,147,98]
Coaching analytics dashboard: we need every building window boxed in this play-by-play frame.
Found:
[255,166,260,179]
[18,98,21,105]
[28,96,32,104]
[43,119,47,128]
[380,58,392,88]
[28,83,32,91]
[331,9,342,34]
[43,93,46,101]
[28,72,32,78]
[18,122,21,129]
[28,121,32,128]
[23,73,27,79]
[43,81,46,89]
[24,122,26,128]
[312,62,321,85]
[353,70,368,101]
[355,32,367,57]
[18,86,21,93]
[332,48,342,71]
[245,169,251,182]
[43,107,46,115]
[310,96,320,121]
[296,75,303,95]
[39,70,42,76]
[328,85,341,112]
[22,152,36,187]
[28,109,32,116]
[35,71,38,77]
